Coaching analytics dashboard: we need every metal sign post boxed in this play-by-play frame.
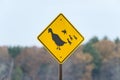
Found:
[59,64,62,80]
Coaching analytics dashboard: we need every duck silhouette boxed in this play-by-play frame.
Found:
[48,28,67,50]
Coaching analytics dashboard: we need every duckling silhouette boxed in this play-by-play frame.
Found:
[48,28,67,50]
[62,29,67,34]
[69,35,73,40]
[67,38,72,45]
[73,35,77,40]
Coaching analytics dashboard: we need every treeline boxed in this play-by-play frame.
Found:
[7,36,120,59]
[0,36,120,80]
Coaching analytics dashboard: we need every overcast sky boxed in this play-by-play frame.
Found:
[0,0,120,46]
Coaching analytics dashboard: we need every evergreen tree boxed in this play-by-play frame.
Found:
[8,46,22,58]
[103,36,108,40]
[115,37,120,44]
[89,36,99,44]
[12,67,23,80]
[83,37,101,71]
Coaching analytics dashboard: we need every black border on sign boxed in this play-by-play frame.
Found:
[37,13,84,64]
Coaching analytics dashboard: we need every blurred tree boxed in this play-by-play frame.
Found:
[83,43,102,70]
[115,37,120,44]
[0,46,10,61]
[83,37,102,70]
[94,40,115,59]
[83,37,102,80]
[103,36,108,40]
[12,66,23,80]
[89,36,99,44]
[15,47,50,80]
[8,46,22,58]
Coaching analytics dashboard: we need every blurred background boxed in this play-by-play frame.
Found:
[0,0,120,80]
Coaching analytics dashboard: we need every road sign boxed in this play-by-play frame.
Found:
[37,13,84,64]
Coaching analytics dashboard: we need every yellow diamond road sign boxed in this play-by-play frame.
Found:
[37,13,84,64]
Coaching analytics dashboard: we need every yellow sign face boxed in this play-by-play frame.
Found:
[37,13,84,64]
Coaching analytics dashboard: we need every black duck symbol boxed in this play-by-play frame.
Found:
[73,35,77,40]
[48,28,67,50]
[61,29,67,35]
[67,38,72,45]
[69,35,73,40]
